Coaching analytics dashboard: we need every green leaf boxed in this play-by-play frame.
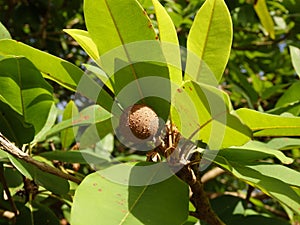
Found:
[172,81,252,149]
[0,39,83,91]
[211,195,290,225]
[236,108,300,137]
[82,63,113,92]
[220,140,294,164]
[42,105,112,141]
[290,46,300,78]
[79,119,113,149]
[254,0,275,39]
[40,149,110,165]
[33,103,58,143]
[0,101,35,146]
[71,163,189,225]
[152,0,182,87]
[275,81,300,116]
[84,0,157,56]
[0,57,53,135]
[266,138,300,150]
[213,155,300,214]
[8,155,70,195]
[61,101,79,150]
[185,0,233,84]
[0,22,11,40]
[63,29,99,62]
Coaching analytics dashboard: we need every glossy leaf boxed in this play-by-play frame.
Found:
[63,29,99,62]
[41,105,112,141]
[220,140,294,164]
[71,163,189,225]
[152,0,182,86]
[236,108,300,136]
[0,39,83,91]
[8,155,70,195]
[275,81,300,116]
[84,0,157,56]
[61,101,79,150]
[254,0,275,39]
[0,101,35,146]
[185,0,232,84]
[266,138,300,150]
[33,103,58,143]
[290,46,300,78]
[83,63,113,92]
[213,155,300,214]
[0,22,11,40]
[40,149,110,165]
[172,80,252,149]
[0,56,53,135]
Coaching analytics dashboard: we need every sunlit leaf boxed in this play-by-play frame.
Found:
[213,155,300,214]
[275,81,300,116]
[0,39,83,91]
[0,57,53,135]
[172,80,252,149]
[0,22,11,40]
[64,29,99,62]
[254,0,275,39]
[289,46,300,78]
[236,108,300,136]
[71,162,189,225]
[61,101,79,150]
[41,105,112,141]
[185,0,232,84]
[152,0,182,87]
[84,0,157,56]
[220,140,294,164]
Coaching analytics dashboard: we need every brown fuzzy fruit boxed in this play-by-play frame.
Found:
[119,104,159,141]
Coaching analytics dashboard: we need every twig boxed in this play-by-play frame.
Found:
[0,133,81,184]
[201,167,225,183]
[176,165,226,225]
[0,164,18,222]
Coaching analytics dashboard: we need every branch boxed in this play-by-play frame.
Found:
[176,165,226,225]
[201,167,225,183]
[0,133,81,184]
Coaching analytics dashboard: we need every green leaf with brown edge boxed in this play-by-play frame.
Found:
[185,0,233,84]
[71,162,189,225]
[236,108,300,137]
[152,0,182,87]
[61,101,79,150]
[172,80,252,149]
[84,0,171,118]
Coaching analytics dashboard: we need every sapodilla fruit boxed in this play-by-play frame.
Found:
[119,104,159,141]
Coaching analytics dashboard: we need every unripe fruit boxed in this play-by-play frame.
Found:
[119,104,159,141]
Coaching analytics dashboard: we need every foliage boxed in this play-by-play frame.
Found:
[0,0,299,225]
